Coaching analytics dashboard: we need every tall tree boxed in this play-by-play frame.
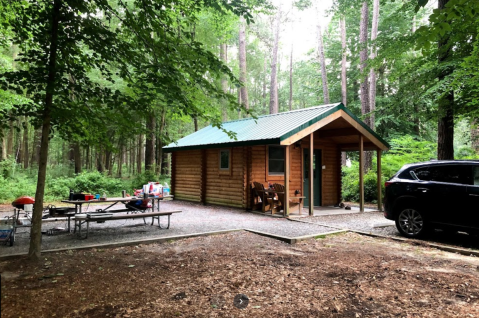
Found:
[340,17,347,107]
[437,0,454,160]
[340,16,347,166]
[369,0,379,130]
[29,0,61,260]
[145,115,156,171]
[22,117,29,169]
[359,1,372,170]
[239,17,249,113]
[269,5,281,114]
[220,42,228,121]
[317,23,330,104]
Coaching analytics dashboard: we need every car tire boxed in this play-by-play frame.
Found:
[395,207,428,238]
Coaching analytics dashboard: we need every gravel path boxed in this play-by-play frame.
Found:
[0,201,333,256]
[301,212,398,236]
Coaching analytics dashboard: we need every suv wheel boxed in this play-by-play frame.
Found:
[395,208,427,238]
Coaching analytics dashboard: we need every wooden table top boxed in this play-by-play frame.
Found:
[61,195,173,204]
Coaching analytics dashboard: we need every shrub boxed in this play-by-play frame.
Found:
[342,135,436,203]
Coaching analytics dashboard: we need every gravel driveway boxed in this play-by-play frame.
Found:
[0,200,334,256]
[302,211,479,251]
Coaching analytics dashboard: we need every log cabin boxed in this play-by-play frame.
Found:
[163,103,389,216]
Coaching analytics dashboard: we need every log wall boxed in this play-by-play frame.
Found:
[171,138,341,208]
[172,150,202,202]
[204,147,246,208]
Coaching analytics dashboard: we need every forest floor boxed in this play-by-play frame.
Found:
[2,231,479,318]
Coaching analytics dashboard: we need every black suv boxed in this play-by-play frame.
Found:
[384,160,479,238]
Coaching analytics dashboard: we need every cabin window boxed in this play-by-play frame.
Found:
[219,149,230,170]
[268,146,285,175]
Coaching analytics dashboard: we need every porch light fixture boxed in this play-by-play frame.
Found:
[294,141,302,149]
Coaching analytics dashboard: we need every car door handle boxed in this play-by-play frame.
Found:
[469,194,479,197]
[417,188,429,193]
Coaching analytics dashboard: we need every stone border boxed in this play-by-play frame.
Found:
[2,224,478,261]
[0,228,348,260]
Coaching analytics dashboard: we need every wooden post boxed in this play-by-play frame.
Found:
[284,145,290,216]
[377,148,382,211]
[200,149,206,204]
[170,152,176,196]
[309,133,314,216]
[359,135,364,212]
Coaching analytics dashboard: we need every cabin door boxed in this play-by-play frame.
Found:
[303,149,321,207]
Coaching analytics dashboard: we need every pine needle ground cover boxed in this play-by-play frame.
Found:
[1,231,478,317]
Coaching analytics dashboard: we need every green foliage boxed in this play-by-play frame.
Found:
[0,170,134,204]
[342,135,437,203]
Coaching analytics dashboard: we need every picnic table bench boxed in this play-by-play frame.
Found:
[74,210,181,239]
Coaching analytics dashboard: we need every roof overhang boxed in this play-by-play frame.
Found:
[279,107,389,151]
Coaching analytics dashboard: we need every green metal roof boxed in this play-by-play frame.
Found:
[164,103,389,152]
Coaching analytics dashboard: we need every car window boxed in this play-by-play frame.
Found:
[473,167,479,186]
[414,165,472,185]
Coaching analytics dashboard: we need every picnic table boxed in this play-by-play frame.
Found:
[60,195,176,237]
[61,195,174,214]
[74,210,182,239]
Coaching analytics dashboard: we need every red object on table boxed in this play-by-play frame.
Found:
[84,195,94,201]
[12,196,35,209]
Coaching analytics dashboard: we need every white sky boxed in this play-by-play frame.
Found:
[281,0,334,61]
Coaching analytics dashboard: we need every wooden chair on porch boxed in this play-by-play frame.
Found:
[273,183,303,215]
[252,182,275,213]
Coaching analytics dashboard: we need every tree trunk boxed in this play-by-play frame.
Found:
[340,17,348,166]
[97,146,104,172]
[437,0,454,160]
[85,145,90,171]
[105,148,112,175]
[23,117,29,169]
[117,142,123,177]
[1,131,6,160]
[137,134,143,174]
[369,0,379,130]
[162,152,169,175]
[73,143,81,174]
[289,6,294,111]
[317,24,329,104]
[289,43,293,111]
[262,54,267,113]
[269,6,281,114]
[340,17,347,107]
[6,119,14,157]
[29,0,61,260]
[239,18,249,112]
[145,113,155,171]
[157,108,167,174]
[360,1,372,172]
[471,120,479,154]
[220,42,228,122]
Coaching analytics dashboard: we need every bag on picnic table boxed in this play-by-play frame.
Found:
[125,199,152,211]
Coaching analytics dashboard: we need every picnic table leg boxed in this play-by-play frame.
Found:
[157,215,170,229]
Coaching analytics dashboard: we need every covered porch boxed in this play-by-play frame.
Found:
[271,107,389,217]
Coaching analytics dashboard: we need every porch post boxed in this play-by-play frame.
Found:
[284,145,290,216]
[309,133,314,216]
[359,135,364,212]
[377,148,382,211]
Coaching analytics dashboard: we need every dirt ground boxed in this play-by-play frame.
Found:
[2,232,479,318]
